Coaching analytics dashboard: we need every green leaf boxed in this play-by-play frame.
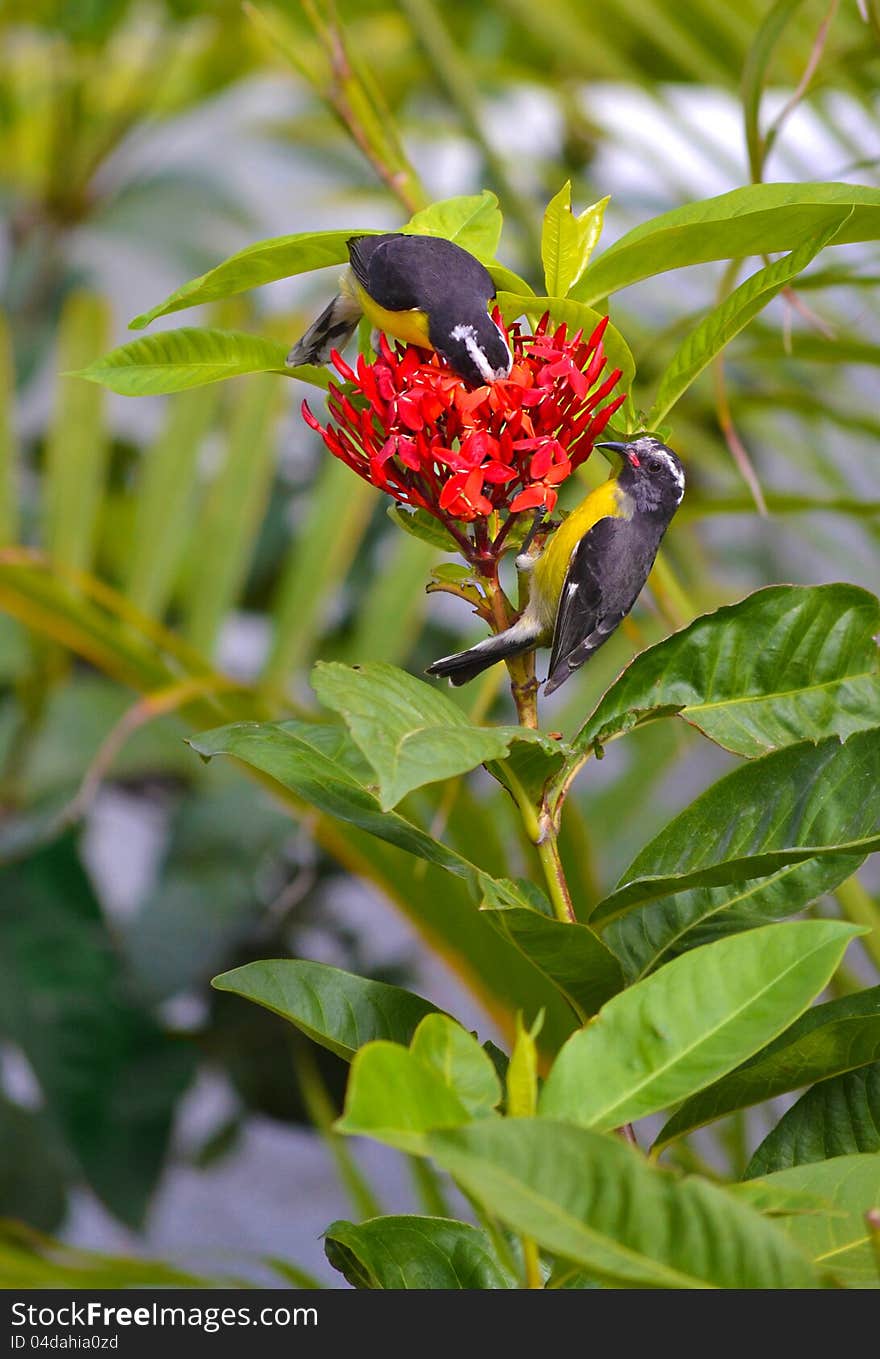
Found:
[409,1015,502,1115]
[497,292,635,393]
[405,191,502,259]
[335,1042,474,1154]
[656,989,880,1150]
[745,1156,880,1288]
[188,721,581,1056]
[572,183,880,305]
[189,720,478,880]
[75,328,329,395]
[0,1096,67,1232]
[575,584,880,760]
[596,731,880,978]
[211,959,442,1062]
[648,211,851,424]
[481,902,623,1022]
[539,920,862,1132]
[387,504,461,551]
[426,1120,817,1289]
[129,229,379,329]
[324,1216,513,1289]
[746,1062,880,1177]
[727,1178,832,1219]
[311,661,562,810]
[506,1014,540,1118]
[541,182,609,297]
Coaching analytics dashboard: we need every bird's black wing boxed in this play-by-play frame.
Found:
[348,234,423,311]
[348,234,495,313]
[546,516,620,680]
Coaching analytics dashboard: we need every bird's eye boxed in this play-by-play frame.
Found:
[647,456,662,472]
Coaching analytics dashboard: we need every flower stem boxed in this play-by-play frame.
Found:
[536,835,576,924]
[836,875,880,972]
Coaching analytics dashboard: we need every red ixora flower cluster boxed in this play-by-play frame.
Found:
[302,311,626,546]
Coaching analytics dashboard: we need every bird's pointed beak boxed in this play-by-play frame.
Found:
[595,440,639,469]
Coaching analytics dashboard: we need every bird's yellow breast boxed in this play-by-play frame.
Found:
[532,478,632,610]
[353,281,433,349]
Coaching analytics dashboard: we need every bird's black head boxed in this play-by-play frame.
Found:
[597,436,685,517]
[435,311,513,387]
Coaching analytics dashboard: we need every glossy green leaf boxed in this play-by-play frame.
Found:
[405,191,502,259]
[189,720,477,879]
[481,901,623,1021]
[409,1015,502,1115]
[596,732,880,978]
[541,182,609,297]
[129,229,379,329]
[324,1216,513,1289]
[387,504,461,551]
[335,1042,474,1153]
[539,921,861,1131]
[727,1179,831,1219]
[506,1014,540,1118]
[572,183,880,305]
[211,959,442,1062]
[648,212,850,424]
[76,328,329,395]
[746,1063,880,1177]
[188,722,581,1055]
[497,292,636,392]
[575,584,880,759]
[311,661,562,809]
[427,1120,817,1289]
[656,989,880,1149]
[745,1156,880,1288]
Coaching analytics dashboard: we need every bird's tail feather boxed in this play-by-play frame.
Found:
[287,292,362,368]
[427,621,539,687]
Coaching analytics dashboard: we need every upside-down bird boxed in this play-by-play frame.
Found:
[427,436,685,696]
[288,233,512,387]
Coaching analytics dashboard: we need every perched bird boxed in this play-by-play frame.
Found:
[427,436,685,696]
[288,233,512,386]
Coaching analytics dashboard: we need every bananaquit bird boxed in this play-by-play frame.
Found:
[288,233,512,387]
[427,436,685,696]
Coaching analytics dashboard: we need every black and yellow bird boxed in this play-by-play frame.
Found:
[427,436,685,696]
[288,233,512,386]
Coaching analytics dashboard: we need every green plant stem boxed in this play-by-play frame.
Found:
[536,835,576,924]
[408,1157,452,1217]
[293,1041,384,1221]
[521,1236,542,1289]
[836,876,880,971]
